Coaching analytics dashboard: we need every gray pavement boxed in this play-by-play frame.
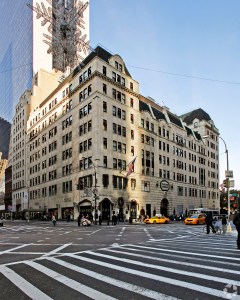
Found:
[0,221,239,299]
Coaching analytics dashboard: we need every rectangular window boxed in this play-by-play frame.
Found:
[103,66,106,75]
[113,158,117,169]
[112,106,116,116]
[141,181,150,192]
[113,141,117,151]
[103,101,107,112]
[103,84,107,94]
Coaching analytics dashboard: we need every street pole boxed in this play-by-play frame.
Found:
[94,169,97,225]
[82,157,99,225]
[219,136,231,232]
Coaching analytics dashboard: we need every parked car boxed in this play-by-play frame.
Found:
[184,214,206,225]
[144,216,170,224]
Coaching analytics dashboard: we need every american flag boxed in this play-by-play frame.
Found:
[126,157,137,177]
[220,181,225,192]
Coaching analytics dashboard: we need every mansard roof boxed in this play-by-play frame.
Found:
[167,112,183,128]
[181,108,211,125]
[151,106,166,121]
[194,131,202,140]
[73,46,132,77]
[185,126,193,136]
[139,100,151,114]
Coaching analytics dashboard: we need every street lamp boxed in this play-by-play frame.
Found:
[82,157,99,225]
[202,134,231,231]
[219,136,232,232]
[92,159,99,225]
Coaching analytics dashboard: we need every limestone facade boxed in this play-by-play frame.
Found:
[24,46,219,220]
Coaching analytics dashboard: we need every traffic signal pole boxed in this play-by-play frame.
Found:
[220,137,231,232]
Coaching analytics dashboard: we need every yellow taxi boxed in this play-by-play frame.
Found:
[144,216,170,224]
[184,214,206,225]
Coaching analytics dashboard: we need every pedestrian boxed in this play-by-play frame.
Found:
[99,215,102,225]
[107,215,110,226]
[221,215,227,234]
[77,214,81,227]
[113,213,117,225]
[0,216,3,227]
[233,210,240,249]
[52,215,56,227]
[205,213,215,234]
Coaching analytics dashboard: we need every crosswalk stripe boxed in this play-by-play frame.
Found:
[84,251,240,287]
[131,244,240,261]
[66,253,237,299]
[24,261,117,300]
[151,241,238,252]
[45,256,179,300]
[121,244,240,267]
[0,265,53,300]
[104,247,240,275]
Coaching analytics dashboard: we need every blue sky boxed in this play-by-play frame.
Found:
[90,0,240,189]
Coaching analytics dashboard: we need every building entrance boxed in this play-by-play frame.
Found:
[160,198,169,217]
[101,198,111,220]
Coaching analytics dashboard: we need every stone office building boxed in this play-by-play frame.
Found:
[26,46,219,221]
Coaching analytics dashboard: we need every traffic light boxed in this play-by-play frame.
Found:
[223,179,228,188]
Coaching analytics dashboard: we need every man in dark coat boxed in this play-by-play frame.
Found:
[205,213,215,234]
[233,210,240,249]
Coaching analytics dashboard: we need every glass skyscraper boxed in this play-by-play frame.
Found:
[0,0,90,123]
[0,1,33,123]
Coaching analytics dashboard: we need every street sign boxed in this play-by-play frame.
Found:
[160,180,170,191]
[225,170,233,178]
[229,180,235,188]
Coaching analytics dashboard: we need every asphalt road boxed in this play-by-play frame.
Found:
[0,220,239,300]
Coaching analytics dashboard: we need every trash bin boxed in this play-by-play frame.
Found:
[129,217,132,224]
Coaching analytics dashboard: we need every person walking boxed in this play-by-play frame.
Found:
[233,210,240,249]
[0,216,3,227]
[205,213,215,234]
[221,215,227,235]
[52,215,56,227]
[77,214,81,227]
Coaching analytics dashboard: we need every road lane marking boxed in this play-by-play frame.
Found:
[42,243,72,257]
[0,265,53,300]
[85,251,240,287]
[24,261,117,300]
[116,245,240,267]
[104,247,240,275]
[67,253,238,299]
[0,244,30,255]
[134,244,240,260]
[86,229,102,235]
[46,256,179,300]
[144,228,153,239]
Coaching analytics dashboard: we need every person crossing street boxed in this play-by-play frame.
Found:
[233,210,240,249]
